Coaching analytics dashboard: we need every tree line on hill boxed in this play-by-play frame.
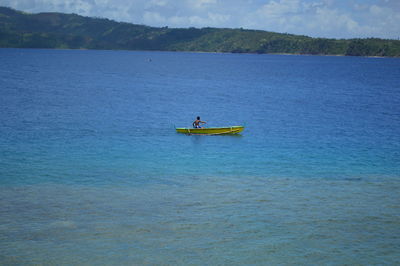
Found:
[1,6,399,57]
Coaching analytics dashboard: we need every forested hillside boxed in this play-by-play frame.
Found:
[1,6,399,57]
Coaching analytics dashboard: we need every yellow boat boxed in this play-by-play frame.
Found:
[175,126,244,135]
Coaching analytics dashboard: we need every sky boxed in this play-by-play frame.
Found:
[1,0,400,39]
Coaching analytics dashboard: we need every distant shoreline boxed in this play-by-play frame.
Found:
[1,6,400,58]
[0,47,393,59]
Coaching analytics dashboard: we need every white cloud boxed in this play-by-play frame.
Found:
[144,10,229,28]
[313,7,359,36]
[189,0,217,10]
[369,5,385,16]
[148,0,168,7]
[143,11,166,25]
[208,12,230,25]
[257,0,301,18]
[245,0,400,39]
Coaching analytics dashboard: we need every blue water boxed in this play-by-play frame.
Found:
[1,48,399,265]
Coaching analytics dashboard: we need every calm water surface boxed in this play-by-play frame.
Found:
[0,49,399,265]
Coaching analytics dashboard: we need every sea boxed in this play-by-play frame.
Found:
[0,48,399,265]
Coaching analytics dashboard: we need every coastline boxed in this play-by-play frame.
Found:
[0,47,396,58]
[2,6,400,58]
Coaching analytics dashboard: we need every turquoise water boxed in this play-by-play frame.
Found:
[0,48,399,264]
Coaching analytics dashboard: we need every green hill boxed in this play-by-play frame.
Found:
[1,6,399,57]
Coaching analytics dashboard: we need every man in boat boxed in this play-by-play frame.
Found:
[193,116,206,128]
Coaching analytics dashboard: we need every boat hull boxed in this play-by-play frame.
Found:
[176,126,244,135]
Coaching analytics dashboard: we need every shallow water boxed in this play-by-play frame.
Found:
[1,178,399,265]
[0,49,399,264]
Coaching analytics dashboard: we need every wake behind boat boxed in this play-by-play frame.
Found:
[175,126,244,135]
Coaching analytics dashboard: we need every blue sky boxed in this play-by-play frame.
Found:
[2,0,400,39]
